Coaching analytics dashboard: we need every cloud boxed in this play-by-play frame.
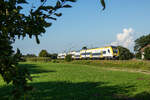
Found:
[111,28,134,49]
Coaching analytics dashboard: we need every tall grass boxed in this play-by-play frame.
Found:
[68,60,150,70]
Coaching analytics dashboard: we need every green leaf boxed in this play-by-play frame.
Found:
[66,0,76,2]
[17,6,23,9]
[56,1,61,8]
[100,0,106,10]
[54,13,62,17]
[48,17,57,20]
[63,5,72,8]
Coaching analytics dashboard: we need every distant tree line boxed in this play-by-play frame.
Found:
[134,34,150,60]
[38,49,58,59]
[117,33,150,60]
[23,54,37,57]
[23,49,58,59]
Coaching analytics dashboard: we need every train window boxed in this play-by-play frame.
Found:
[103,51,106,54]
[75,55,80,57]
[108,49,110,53]
[81,53,85,55]
[86,53,91,55]
[81,53,91,55]
[113,49,118,53]
[112,46,117,49]
[92,53,101,55]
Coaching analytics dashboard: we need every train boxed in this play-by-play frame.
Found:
[57,46,119,60]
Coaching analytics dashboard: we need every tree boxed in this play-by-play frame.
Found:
[144,47,150,60]
[135,52,142,59]
[65,54,72,62]
[117,46,134,60]
[134,34,150,52]
[39,50,49,57]
[0,0,77,99]
[82,46,88,59]
[0,0,106,99]
[23,54,37,57]
[82,46,87,50]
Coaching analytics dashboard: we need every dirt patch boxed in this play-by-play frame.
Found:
[136,77,145,80]
[102,67,150,75]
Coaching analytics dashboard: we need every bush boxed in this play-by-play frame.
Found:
[52,59,59,63]
[65,55,72,62]
[118,46,134,60]
[25,57,51,62]
[144,47,150,60]
[135,52,142,59]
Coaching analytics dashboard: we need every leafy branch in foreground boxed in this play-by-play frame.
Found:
[100,0,106,10]
[0,0,106,99]
[0,0,76,99]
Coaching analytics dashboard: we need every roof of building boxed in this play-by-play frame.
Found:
[140,44,150,52]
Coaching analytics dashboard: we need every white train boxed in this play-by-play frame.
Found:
[57,46,119,60]
[57,53,67,59]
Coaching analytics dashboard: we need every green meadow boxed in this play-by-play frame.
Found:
[1,61,150,100]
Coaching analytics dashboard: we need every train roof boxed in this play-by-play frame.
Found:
[80,46,117,51]
[58,46,118,54]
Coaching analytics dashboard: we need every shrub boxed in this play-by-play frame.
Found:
[144,47,150,60]
[52,59,59,63]
[118,46,134,60]
[135,52,142,59]
[65,55,72,62]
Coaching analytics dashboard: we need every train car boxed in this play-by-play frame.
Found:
[80,49,93,59]
[68,51,81,59]
[57,53,67,59]
[80,46,119,59]
[68,51,76,59]
[74,51,80,59]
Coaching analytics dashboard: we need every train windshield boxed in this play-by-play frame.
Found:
[112,46,118,53]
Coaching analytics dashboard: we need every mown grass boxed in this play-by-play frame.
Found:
[0,61,150,100]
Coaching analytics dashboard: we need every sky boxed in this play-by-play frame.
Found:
[13,0,150,55]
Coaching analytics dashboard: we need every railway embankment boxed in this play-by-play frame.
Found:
[63,60,150,74]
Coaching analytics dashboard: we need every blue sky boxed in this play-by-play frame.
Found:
[13,0,150,55]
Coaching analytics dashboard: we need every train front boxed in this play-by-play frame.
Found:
[111,46,119,59]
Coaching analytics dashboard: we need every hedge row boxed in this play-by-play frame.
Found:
[24,57,51,62]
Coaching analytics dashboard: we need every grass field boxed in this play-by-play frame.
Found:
[1,61,150,100]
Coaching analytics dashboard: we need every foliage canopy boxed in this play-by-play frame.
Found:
[0,0,77,99]
[134,34,150,52]
[65,54,72,62]
[144,47,150,60]
[39,49,49,57]
[117,46,134,60]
